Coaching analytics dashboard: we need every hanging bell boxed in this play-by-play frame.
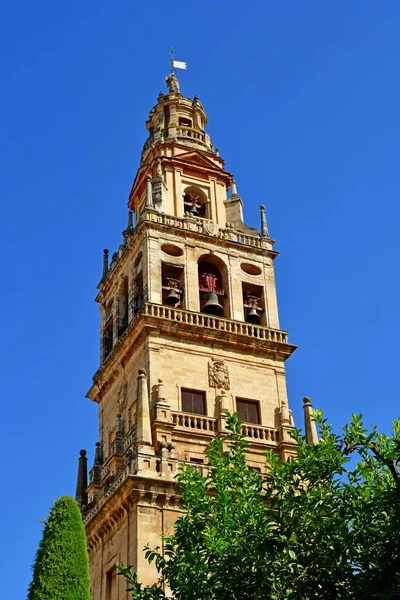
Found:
[189,203,199,217]
[201,292,224,316]
[165,288,180,305]
[246,306,260,324]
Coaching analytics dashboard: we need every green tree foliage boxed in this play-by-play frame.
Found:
[119,412,400,599]
[28,495,90,600]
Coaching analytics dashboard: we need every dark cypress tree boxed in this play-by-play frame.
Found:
[28,495,90,600]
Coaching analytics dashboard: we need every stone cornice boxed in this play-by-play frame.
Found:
[84,470,180,552]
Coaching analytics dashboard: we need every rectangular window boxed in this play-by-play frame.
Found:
[181,389,206,415]
[106,567,117,600]
[236,399,260,424]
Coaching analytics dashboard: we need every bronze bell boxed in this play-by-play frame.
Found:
[165,288,180,305]
[246,306,260,324]
[189,203,199,217]
[201,292,224,316]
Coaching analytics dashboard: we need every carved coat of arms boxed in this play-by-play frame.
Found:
[208,360,230,390]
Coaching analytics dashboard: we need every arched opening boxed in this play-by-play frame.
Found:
[102,298,114,360]
[162,263,184,308]
[198,254,229,318]
[133,272,143,313]
[183,185,208,218]
[242,282,265,325]
[118,277,129,336]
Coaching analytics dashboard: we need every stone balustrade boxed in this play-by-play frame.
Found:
[241,423,278,443]
[172,412,216,433]
[124,424,136,451]
[143,303,289,344]
[177,126,206,143]
[145,210,265,248]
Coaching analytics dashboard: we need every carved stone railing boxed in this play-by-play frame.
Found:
[124,424,136,451]
[143,210,266,249]
[172,412,217,433]
[143,303,289,344]
[241,424,278,443]
[84,464,130,525]
[177,126,206,143]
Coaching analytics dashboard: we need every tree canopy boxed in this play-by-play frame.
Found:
[28,495,91,600]
[119,411,400,599]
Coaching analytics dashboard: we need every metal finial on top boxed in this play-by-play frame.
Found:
[169,47,176,74]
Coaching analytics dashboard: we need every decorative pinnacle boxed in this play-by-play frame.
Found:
[260,205,270,238]
[138,367,147,376]
[102,249,109,279]
[75,448,88,508]
[127,210,133,229]
[94,442,101,466]
[303,396,319,445]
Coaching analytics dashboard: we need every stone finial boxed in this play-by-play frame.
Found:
[135,368,152,446]
[157,379,165,402]
[303,396,319,445]
[215,148,220,157]
[260,205,270,238]
[280,399,291,424]
[127,210,133,229]
[219,389,230,413]
[156,160,162,178]
[102,249,109,279]
[231,180,238,196]
[94,442,101,466]
[116,413,123,435]
[145,175,153,208]
[75,449,88,508]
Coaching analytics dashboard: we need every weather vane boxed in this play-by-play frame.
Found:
[169,47,187,74]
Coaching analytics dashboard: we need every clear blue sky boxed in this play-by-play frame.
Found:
[1,1,400,597]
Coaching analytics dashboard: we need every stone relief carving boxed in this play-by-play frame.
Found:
[208,360,230,390]
[202,219,217,236]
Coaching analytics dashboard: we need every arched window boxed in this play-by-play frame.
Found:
[102,298,114,360]
[183,186,208,218]
[198,254,229,318]
[133,272,143,313]
[162,263,184,308]
[242,282,265,325]
[118,277,129,336]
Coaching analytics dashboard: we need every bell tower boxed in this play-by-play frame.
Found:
[78,71,297,598]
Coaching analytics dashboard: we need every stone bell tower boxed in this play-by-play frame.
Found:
[77,70,297,599]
